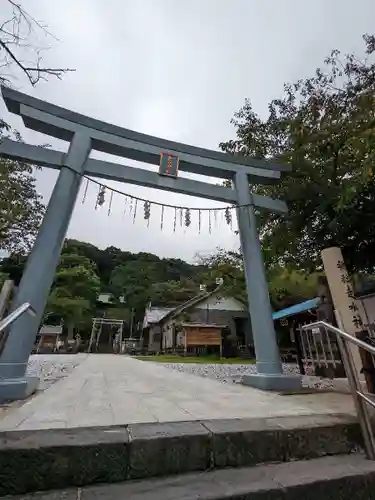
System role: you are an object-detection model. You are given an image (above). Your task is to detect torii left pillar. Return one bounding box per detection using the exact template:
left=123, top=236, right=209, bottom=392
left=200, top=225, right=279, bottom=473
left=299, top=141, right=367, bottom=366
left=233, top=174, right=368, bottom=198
left=0, top=133, right=91, bottom=402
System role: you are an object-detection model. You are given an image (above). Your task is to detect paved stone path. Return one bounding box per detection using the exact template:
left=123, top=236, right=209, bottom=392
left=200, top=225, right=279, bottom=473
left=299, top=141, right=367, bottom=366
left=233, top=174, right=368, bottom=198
left=0, top=353, right=88, bottom=421
left=0, top=355, right=355, bottom=430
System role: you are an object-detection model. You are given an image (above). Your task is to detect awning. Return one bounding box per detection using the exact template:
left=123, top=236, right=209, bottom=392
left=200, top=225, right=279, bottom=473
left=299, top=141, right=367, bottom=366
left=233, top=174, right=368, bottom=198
left=272, top=297, right=320, bottom=321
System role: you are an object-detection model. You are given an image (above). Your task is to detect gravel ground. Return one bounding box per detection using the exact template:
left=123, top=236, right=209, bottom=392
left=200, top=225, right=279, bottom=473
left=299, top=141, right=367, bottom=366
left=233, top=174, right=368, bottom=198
left=162, top=362, right=335, bottom=390
left=24, top=356, right=331, bottom=390
left=23, top=356, right=334, bottom=391
left=25, top=353, right=87, bottom=390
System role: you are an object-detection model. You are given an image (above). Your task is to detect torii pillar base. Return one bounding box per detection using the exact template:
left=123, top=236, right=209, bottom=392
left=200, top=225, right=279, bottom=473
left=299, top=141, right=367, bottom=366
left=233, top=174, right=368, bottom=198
left=0, top=376, right=39, bottom=404
left=242, top=372, right=302, bottom=391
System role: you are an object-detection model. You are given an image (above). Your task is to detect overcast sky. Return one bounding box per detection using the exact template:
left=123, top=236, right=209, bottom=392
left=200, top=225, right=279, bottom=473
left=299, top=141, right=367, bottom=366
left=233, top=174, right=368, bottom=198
left=1, top=0, right=374, bottom=262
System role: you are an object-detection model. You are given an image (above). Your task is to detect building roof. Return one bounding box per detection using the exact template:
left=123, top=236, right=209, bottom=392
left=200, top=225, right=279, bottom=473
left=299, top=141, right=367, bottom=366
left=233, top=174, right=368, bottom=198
left=180, top=323, right=227, bottom=328
left=167, top=286, right=222, bottom=319
left=143, top=307, right=175, bottom=327
left=272, top=297, right=320, bottom=321
left=39, top=325, right=63, bottom=336
left=143, top=285, right=227, bottom=328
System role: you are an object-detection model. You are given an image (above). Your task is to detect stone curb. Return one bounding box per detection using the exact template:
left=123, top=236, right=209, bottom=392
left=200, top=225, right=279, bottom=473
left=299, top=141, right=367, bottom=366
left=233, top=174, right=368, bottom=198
left=0, top=413, right=363, bottom=496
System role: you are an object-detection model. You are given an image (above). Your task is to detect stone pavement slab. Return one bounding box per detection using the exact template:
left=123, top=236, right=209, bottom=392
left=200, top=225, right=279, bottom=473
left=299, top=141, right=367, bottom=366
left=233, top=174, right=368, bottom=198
left=0, top=355, right=355, bottom=431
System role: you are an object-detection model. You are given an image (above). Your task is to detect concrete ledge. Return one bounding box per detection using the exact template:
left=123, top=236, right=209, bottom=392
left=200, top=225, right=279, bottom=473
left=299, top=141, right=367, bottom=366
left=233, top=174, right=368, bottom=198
left=0, top=414, right=364, bottom=496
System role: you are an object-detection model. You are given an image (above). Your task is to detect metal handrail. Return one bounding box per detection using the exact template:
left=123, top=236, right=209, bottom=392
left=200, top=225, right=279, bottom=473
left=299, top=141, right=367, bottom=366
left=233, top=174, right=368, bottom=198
left=303, top=321, right=375, bottom=357
left=302, top=320, right=375, bottom=460
left=0, top=302, right=36, bottom=334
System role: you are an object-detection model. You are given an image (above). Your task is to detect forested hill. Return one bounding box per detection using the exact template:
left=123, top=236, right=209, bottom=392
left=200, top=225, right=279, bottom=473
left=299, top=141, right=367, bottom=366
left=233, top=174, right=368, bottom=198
left=64, top=240, right=204, bottom=289
left=0, top=239, right=209, bottom=314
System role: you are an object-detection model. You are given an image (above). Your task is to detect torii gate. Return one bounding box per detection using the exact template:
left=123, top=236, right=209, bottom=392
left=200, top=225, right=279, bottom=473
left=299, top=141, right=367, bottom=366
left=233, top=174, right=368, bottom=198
left=0, top=86, right=301, bottom=401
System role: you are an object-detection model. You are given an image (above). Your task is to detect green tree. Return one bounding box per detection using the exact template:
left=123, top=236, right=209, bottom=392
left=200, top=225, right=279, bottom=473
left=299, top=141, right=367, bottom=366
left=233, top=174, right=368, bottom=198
left=109, top=260, right=155, bottom=313
left=0, top=253, right=27, bottom=284
left=45, top=253, right=100, bottom=339
left=198, top=248, right=320, bottom=310
left=220, top=34, right=375, bottom=273
left=196, top=249, right=247, bottom=302
left=1, top=239, right=209, bottom=322
left=0, top=155, right=45, bottom=253
left=109, top=253, right=204, bottom=315
left=148, top=279, right=199, bottom=307
left=268, top=267, right=320, bottom=309
left=63, top=239, right=201, bottom=289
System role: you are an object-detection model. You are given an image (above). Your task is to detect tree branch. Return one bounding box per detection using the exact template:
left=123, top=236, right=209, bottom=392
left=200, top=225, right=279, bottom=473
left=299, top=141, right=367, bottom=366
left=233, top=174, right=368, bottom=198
left=0, top=38, right=73, bottom=85
left=0, top=0, right=74, bottom=86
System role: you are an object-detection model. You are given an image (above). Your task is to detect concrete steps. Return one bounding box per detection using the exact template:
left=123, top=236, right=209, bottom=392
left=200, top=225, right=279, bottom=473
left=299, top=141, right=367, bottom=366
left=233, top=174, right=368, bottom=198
left=10, top=454, right=375, bottom=500
left=0, top=413, right=369, bottom=497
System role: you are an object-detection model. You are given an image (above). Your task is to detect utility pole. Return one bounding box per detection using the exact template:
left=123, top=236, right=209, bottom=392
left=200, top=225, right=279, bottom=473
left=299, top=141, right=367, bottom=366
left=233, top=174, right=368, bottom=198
left=130, top=308, right=134, bottom=338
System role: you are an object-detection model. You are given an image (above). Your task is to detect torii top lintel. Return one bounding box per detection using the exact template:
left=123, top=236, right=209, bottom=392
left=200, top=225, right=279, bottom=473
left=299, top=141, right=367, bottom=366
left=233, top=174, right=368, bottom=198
left=1, top=86, right=290, bottom=183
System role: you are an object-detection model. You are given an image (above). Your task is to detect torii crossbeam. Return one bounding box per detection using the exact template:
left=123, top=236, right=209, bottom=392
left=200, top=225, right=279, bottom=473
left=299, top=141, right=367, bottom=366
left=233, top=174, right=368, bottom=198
left=0, top=86, right=301, bottom=401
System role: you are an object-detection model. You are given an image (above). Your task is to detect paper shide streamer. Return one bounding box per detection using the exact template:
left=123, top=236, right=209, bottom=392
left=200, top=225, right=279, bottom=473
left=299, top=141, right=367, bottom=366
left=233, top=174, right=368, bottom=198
left=87, top=176, right=238, bottom=234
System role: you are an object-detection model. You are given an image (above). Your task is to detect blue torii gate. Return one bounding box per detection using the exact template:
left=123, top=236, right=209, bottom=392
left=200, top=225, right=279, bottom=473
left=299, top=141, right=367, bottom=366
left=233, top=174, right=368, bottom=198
left=0, top=86, right=301, bottom=401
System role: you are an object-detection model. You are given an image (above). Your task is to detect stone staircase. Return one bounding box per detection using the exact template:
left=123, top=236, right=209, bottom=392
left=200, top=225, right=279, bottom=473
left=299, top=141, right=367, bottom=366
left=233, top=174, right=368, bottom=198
left=1, top=413, right=375, bottom=499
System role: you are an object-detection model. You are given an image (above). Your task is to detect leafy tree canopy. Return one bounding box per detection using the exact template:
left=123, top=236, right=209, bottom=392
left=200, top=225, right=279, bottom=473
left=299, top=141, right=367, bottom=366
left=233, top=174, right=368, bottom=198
left=268, top=267, right=321, bottom=309
left=109, top=252, right=203, bottom=316
left=45, top=252, right=100, bottom=337
left=220, top=34, right=375, bottom=273
left=148, top=279, right=199, bottom=307
left=196, top=249, right=246, bottom=302
left=0, top=155, right=44, bottom=253
left=197, top=249, right=320, bottom=310
left=1, top=239, right=207, bottom=319
left=1, top=235, right=323, bottom=318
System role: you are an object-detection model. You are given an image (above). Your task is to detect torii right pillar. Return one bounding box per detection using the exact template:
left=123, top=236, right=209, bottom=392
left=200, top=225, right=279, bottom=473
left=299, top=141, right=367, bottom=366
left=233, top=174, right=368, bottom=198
left=234, top=171, right=301, bottom=390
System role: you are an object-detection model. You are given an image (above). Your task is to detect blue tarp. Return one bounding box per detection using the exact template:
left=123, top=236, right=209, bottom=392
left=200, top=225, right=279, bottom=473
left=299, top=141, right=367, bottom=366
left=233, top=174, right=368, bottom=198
left=272, top=297, right=320, bottom=321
